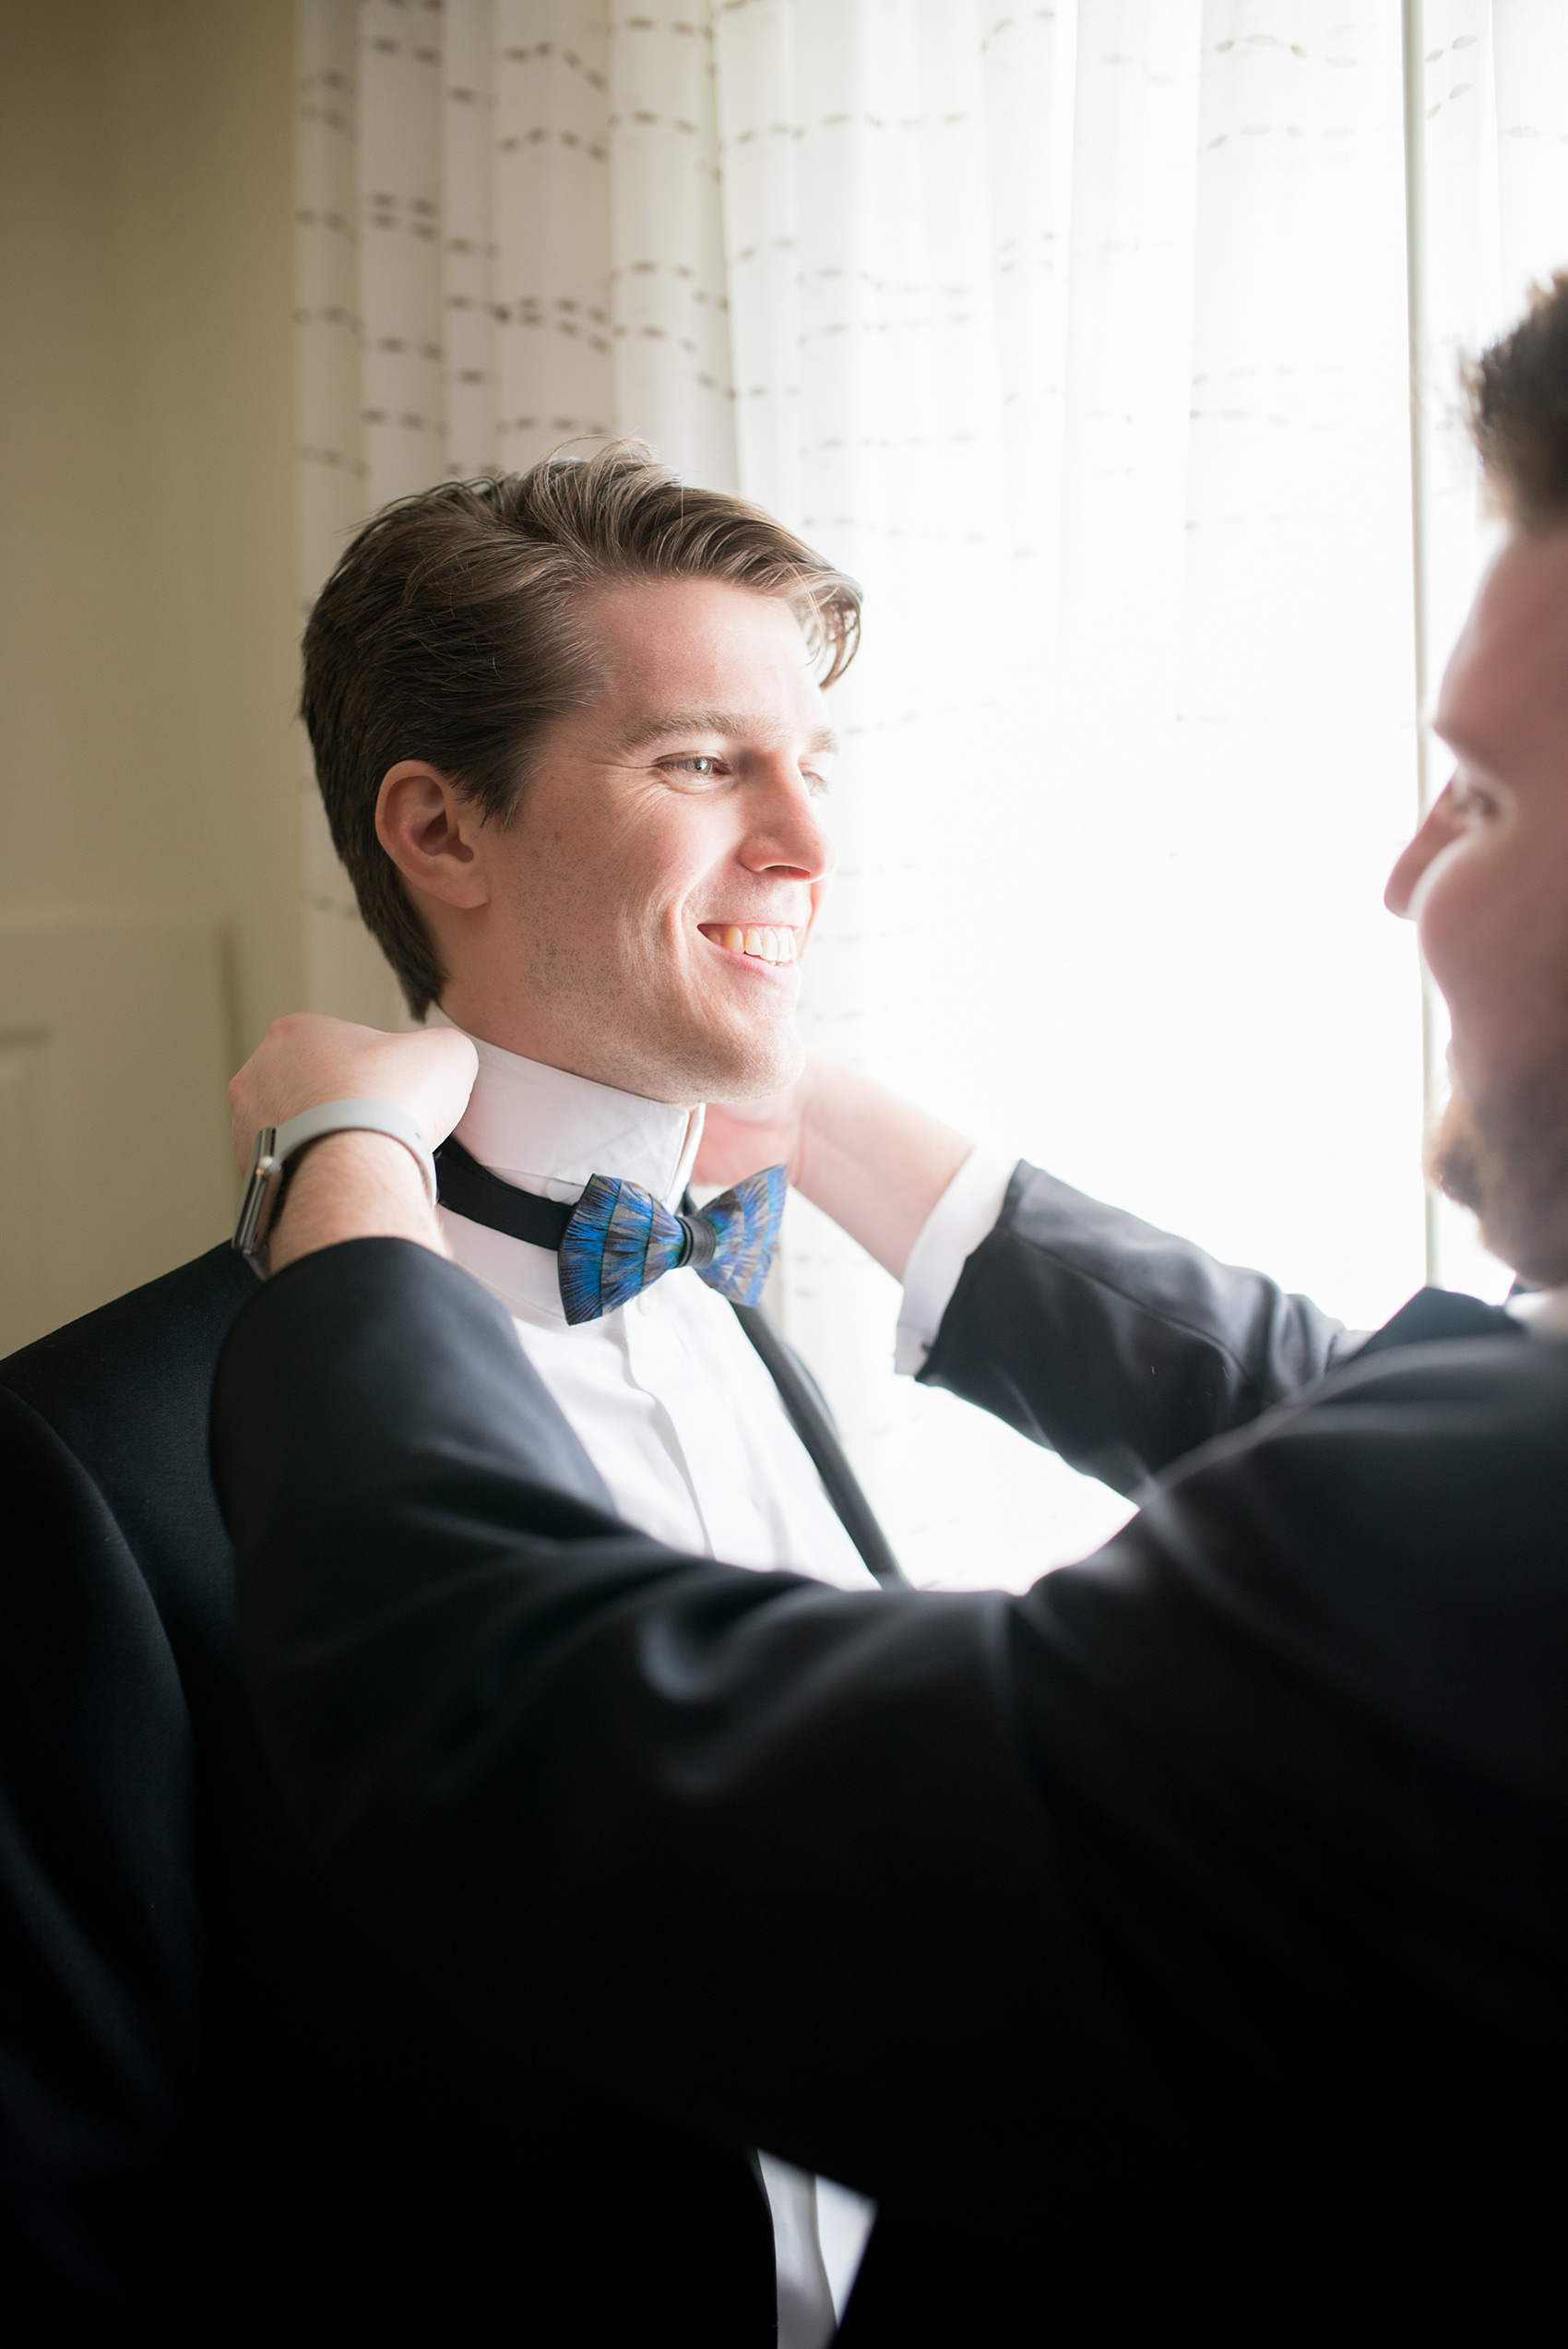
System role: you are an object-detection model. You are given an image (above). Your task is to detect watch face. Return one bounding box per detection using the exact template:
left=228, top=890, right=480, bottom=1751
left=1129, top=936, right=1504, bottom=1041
left=233, top=1129, right=283, bottom=1261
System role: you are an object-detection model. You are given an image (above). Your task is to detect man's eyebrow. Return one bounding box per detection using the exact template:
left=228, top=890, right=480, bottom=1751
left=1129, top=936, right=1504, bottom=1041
left=612, top=709, right=839, bottom=757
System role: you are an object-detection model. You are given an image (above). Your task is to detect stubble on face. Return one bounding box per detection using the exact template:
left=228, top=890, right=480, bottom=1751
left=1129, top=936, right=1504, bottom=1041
left=1429, top=1065, right=1568, bottom=1288
left=514, top=837, right=809, bottom=1108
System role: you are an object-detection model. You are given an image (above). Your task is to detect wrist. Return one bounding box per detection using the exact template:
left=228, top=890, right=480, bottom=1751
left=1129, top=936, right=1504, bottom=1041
left=786, top=1055, right=973, bottom=1281
left=267, top=1131, right=448, bottom=1274
left=798, top=1052, right=845, bottom=1202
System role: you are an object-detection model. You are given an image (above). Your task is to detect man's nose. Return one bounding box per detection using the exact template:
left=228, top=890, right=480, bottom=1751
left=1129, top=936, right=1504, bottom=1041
left=1384, top=778, right=1463, bottom=918
left=744, top=765, right=834, bottom=879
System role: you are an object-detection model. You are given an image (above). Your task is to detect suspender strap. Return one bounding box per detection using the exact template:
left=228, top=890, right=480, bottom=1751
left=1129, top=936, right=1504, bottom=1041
left=730, top=1302, right=909, bottom=1590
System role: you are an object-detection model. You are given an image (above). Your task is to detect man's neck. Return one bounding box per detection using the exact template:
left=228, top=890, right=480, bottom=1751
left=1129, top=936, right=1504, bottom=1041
left=429, top=1000, right=699, bottom=1115
left=432, top=1011, right=705, bottom=1210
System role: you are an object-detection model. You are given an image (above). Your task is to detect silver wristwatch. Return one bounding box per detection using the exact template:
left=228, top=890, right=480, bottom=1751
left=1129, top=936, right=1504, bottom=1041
left=232, top=1097, right=440, bottom=1273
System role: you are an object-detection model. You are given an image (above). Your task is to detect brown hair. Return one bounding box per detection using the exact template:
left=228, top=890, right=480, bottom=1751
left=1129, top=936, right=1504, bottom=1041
left=1467, top=271, right=1568, bottom=532
left=302, top=442, right=861, bottom=1017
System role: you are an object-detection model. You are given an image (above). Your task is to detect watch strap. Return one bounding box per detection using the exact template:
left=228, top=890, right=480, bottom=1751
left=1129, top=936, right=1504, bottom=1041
left=233, top=1097, right=439, bottom=1270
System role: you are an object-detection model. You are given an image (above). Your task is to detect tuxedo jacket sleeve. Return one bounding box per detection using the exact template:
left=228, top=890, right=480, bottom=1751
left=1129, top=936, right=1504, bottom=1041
left=215, top=1234, right=1568, bottom=2301
left=1, top=1246, right=787, bottom=2343
left=918, top=1161, right=1354, bottom=1491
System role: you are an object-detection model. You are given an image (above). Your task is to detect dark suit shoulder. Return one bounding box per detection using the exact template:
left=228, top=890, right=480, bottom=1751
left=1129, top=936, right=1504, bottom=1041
left=0, top=1245, right=251, bottom=1639
left=1323, top=1317, right=1562, bottom=1401
left=0, top=1244, right=254, bottom=1436
left=1123, top=1325, right=1568, bottom=1806
left=0, top=1244, right=253, bottom=1472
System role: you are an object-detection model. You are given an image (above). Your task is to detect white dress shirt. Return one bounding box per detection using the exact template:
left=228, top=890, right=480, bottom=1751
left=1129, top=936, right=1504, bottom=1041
left=433, top=1020, right=875, bottom=2348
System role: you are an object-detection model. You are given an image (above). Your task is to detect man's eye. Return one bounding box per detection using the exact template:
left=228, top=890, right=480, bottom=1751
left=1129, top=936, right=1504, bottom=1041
left=669, top=756, right=722, bottom=779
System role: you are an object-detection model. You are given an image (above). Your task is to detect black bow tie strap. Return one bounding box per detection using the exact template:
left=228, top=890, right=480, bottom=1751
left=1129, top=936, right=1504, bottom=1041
left=434, top=1139, right=574, bottom=1251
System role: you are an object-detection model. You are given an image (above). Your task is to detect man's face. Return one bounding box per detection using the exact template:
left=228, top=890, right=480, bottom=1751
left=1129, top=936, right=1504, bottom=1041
left=439, top=578, right=836, bottom=1104
left=1385, top=524, right=1568, bottom=1284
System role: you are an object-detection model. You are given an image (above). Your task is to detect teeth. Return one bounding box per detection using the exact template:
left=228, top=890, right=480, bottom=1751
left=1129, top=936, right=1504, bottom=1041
left=702, top=923, right=798, bottom=963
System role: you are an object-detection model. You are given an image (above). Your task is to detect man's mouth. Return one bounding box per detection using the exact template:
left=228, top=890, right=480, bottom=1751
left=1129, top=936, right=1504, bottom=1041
left=696, top=923, right=798, bottom=968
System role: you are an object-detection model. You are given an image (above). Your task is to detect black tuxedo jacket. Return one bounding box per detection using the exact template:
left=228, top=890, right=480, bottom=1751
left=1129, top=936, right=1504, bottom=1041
left=214, top=1164, right=1568, bottom=2338
left=0, top=1245, right=785, bottom=2336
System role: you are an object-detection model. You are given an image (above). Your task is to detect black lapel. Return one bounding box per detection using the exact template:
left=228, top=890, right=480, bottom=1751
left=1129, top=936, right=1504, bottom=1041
left=1354, top=1284, right=1525, bottom=1363
left=730, top=1303, right=908, bottom=1589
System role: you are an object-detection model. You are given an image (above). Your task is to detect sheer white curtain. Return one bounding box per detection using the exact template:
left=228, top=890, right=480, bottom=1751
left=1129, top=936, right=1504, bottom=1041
left=295, top=0, right=740, bottom=1020
left=293, top=1, right=1568, bottom=1589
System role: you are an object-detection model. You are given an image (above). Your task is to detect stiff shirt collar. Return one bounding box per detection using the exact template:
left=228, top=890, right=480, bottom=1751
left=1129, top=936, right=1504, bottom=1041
left=1506, top=1282, right=1568, bottom=1341
left=428, top=1006, right=704, bottom=1212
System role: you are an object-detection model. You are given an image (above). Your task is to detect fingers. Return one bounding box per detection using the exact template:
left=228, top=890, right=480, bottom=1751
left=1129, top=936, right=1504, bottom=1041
left=415, top=1028, right=481, bottom=1144
left=228, top=1016, right=480, bottom=1156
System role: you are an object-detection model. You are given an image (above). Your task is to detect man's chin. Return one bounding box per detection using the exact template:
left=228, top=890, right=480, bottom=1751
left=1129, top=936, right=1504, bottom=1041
left=714, top=1026, right=805, bottom=1103
left=628, top=1008, right=803, bottom=1110
left=688, top=1029, right=804, bottom=1106
left=1429, top=1079, right=1568, bottom=1288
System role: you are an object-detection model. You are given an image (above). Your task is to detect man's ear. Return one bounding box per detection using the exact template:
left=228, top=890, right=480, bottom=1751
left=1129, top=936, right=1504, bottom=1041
left=375, top=762, right=492, bottom=911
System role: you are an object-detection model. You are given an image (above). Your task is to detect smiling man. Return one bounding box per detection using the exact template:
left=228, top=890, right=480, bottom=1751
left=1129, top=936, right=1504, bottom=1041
left=301, top=455, right=906, bottom=1625
left=0, top=448, right=899, bottom=2340
left=205, top=288, right=1568, bottom=2337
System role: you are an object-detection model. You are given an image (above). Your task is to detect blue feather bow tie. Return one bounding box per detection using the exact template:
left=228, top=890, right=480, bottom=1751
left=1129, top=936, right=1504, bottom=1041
left=434, top=1137, right=785, bottom=1325
left=557, top=1163, right=786, bottom=1325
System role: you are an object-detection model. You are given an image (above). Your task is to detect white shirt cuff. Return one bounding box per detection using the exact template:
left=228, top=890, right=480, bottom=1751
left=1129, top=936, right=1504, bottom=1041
left=895, top=1149, right=1017, bottom=1376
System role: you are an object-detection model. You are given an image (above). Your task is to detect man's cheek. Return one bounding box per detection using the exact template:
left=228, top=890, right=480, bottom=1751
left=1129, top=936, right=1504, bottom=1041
left=1415, top=841, right=1497, bottom=1012
left=1432, top=911, right=1545, bottom=1105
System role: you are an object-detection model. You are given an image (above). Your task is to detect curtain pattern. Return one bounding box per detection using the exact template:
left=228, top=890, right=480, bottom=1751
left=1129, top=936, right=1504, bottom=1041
left=294, top=1, right=1568, bottom=1588
left=295, top=0, right=739, bottom=1022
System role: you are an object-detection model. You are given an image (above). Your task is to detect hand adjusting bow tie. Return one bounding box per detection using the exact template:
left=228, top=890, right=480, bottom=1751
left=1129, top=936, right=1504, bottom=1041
left=434, top=1136, right=786, bottom=1326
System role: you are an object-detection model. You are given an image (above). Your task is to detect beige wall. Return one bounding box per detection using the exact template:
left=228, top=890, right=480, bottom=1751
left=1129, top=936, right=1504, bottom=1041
left=0, top=0, right=302, bottom=1346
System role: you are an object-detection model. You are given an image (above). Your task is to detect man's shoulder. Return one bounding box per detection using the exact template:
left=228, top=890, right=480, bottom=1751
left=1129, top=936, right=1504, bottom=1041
left=1318, top=1314, right=1568, bottom=1418
left=1190, top=1318, right=1568, bottom=1548
left=1141, top=1324, right=1568, bottom=1787
left=1302, top=1321, right=1568, bottom=1581
left=0, top=1243, right=254, bottom=1490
